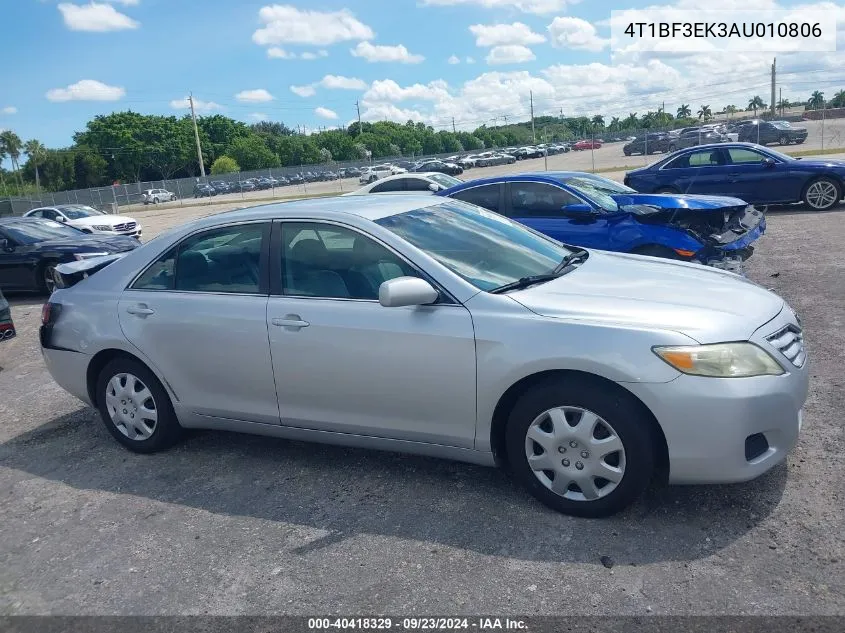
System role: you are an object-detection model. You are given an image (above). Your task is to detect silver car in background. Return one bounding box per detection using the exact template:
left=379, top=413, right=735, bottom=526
left=40, top=196, right=808, bottom=517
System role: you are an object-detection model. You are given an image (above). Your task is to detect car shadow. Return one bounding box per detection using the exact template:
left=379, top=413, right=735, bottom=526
left=0, top=408, right=787, bottom=565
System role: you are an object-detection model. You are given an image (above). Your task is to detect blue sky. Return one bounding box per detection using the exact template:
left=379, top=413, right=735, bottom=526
left=2, top=0, right=844, bottom=149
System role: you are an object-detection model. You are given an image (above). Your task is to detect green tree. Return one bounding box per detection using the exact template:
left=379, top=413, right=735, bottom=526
left=807, top=90, right=825, bottom=110
left=210, top=155, right=240, bottom=175
left=591, top=115, right=605, bottom=128
left=724, top=105, right=738, bottom=116
left=0, top=130, right=24, bottom=191
left=225, top=135, right=280, bottom=170
left=830, top=90, right=845, bottom=108
left=677, top=104, right=691, bottom=118
left=23, top=139, right=47, bottom=195
left=747, top=96, right=765, bottom=115
left=697, top=105, right=713, bottom=121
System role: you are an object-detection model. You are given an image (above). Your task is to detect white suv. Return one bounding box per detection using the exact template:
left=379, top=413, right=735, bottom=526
left=359, top=166, right=394, bottom=184
left=142, top=189, right=177, bottom=204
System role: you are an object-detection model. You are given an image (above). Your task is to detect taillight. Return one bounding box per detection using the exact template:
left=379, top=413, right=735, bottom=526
left=42, top=302, right=62, bottom=325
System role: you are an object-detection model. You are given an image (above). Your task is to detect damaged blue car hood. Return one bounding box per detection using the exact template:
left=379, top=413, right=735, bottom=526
left=610, top=192, right=747, bottom=210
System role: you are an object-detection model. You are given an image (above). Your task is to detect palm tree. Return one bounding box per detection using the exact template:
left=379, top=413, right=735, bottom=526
left=591, top=115, right=605, bottom=129
left=609, top=116, right=620, bottom=131
left=776, top=97, right=790, bottom=114
left=747, top=96, right=765, bottom=115
left=24, top=139, right=47, bottom=198
left=0, top=130, right=24, bottom=193
left=697, top=105, right=712, bottom=121
left=807, top=90, right=825, bottom=110
left=724, top=105, right=738, bottom=117
left=831, top=89, right=845, bottom=108
left=624, top=112, right=638, bottom=128
left=677, top=104, right=691, bottom=118
left=0, top=143, right=8, bottom=197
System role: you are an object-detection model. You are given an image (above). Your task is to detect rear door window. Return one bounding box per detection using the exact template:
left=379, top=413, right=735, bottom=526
left=370, top=179, right=405, bottom=193
left=509, top=182, right=580, bottom=218
left=451, top=184, right=501, bottom=212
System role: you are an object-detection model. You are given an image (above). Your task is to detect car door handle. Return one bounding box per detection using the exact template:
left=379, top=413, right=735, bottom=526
left=271, top=316, right=310, bottom=329
left=126, top=305, right=155, bottom=316
left=727, top=173, right=741, bottom=182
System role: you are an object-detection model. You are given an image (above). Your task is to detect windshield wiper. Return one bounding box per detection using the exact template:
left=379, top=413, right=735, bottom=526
left=489, top=274, right=562, bottom=294
left=553, top=248, right=589, bottom=273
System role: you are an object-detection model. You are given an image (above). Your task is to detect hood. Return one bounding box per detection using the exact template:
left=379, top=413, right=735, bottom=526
left=508, top=250, right=784, bottom=343
left=790, top=158, right=845, bottom=169
left=36, top=234, right=140, bottom=252
left=611, top=192, right=747, bottom=210
left=69, top=214, right=136, bottom=227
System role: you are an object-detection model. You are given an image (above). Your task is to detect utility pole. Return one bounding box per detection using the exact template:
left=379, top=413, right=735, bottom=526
left=356, top=101, right=362, bottom=137
left=770, top=57, right=776, bottom=118
left=779, top=87, right=783, bottom=116
left=189, top=93, right=206, bottom=178
left=452, top=117, right=456, bottom=133
left=530, top=90, right=536, bottom=143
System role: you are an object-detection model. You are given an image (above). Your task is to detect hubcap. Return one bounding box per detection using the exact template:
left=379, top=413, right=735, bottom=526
left=524, top=406, right=626, bottom=502
left=806, top=181, right=838, bottom=209
left=44, top=266, right=56, bottom=294
left=105, top=373, right=158, bottom=440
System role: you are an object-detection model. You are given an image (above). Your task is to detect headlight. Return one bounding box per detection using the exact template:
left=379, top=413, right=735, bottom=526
left=91, top=225, right=111, bottom=231
left=73, top=252, right=111, bottom=261
left=653, top=342, right=784, bottom=377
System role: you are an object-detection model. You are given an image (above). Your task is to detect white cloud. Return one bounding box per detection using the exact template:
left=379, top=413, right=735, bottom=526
left=58, top=2, right=139, bottom=32
left=268, top=47, right=329, bottom=59
left=315, top=106, right=339, bottom=119
left=470, top=22, right=546, bottom=47
left=548, top=17, right=608, bottom=52
left=1, top=106, right=16, bottom=115
left=421, top=0, right=578, bottom=14
left=360, top=102, right=427, bottom=123
left=170, top=96, right=223, bottom=112
left=364, top=79, right=451, bottom=102
left=46, top=79, right=125, bottom=102
left=350, top=41, right=425, bottom=63
left=235, top=88, right=275, bottom=102
left=486, top=45, right=536, bottom=64
left=110, top=0, right=140, bottom=4
left=249, top=113, right=269, bottom=121
left=253, top=5, right=373, bottom=46
left=466, top=56, right=476, bottom=63
left=319, top=75, right=368, bottom=90
left=448, top=55, right=461, bottom=64
left=290, top=85, right=316, bottom=97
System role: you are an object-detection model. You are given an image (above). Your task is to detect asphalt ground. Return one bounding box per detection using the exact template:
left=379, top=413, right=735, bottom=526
left=0, top=153, right=843, bottom=615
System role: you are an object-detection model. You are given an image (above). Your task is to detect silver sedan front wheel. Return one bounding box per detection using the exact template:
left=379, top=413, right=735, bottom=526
left=804, top=178, right=840, bottom=210
left=524, top=406, right=626, bottom=501
left=105, top=373, right=158, bottom=440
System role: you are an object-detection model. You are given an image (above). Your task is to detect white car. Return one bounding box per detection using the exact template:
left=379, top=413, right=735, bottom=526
left=23, top=205, right=142, bottom=238
left=141, top=189, right=177, bottom=204
left=358, top=164, right=408, bottom=185
left=347, top=172, right=462, bottom=195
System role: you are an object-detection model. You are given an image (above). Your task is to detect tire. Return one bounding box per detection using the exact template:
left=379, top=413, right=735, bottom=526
left=95, top=356, right=183, bottom=453
left=803, top=177, right=841, bottom=211
left=623, top=149, right=631, bottom=156
left=779, top=135, right=789, bottom=146
left=153, top=197, right=159, bottom=204
left=505, top=376, right=655, bottom=517
left=668, top=145, right=677, bottom=152
left=36, top=260, right=59, bottom=295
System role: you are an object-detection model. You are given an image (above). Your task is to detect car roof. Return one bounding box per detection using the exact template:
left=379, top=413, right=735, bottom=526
left=210, top=194, right=443, bottom=224
left=0, top=216, right=55, bottom=226
left=438, top=171, right=600, bottom=193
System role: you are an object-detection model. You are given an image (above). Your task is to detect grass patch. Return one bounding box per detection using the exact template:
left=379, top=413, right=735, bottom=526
left=785, top=147, right=845, bottom=158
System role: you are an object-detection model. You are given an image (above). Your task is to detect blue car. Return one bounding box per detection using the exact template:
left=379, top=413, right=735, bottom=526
left=437, top=172, right=765, bottom=272
left=624, top=142, right=845, bottom=211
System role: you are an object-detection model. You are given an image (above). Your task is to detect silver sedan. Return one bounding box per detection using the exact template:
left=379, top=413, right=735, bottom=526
left=40, top=195, right=808, bottom=517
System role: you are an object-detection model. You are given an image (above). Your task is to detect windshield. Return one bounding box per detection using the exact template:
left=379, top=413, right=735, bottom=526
left=375, top=200, right=571, bottom=291
left=559, top=175, right=635, bottom=212
left=429, top=173, right=462, bottom=188
left=60, top=205, right=104, bottom=219
left=771, top=121, right=793, bottom=129
left=2, top=220, right=84, bottom=244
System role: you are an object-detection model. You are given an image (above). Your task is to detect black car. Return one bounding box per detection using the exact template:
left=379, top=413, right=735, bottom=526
left=0, top=288, right=15, bottom=342
left=289, top=174, right=304, bottom=185
left=0, top=217, right=140, bottom=293
left=413, top=160, right=464, bottom=176
left=738, top=120, right=808, bottom=145
left=211, top=181, right=232, bottom=194
left=671, top=129, right=727, bottom=150
left=229, top=181, right=256, bottom=192
left=623, top=133, right=673, bottom=156
left=512, top=147, right=544, bottom=160
left=193, top=183, right=217, bottom=198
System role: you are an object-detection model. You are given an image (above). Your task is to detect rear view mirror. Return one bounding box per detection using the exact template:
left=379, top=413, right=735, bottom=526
left=561, top=203, right=593, bottom=216
left=379, top=277, right=439, bottom=307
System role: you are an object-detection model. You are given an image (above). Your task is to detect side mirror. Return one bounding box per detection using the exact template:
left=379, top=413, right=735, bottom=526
left=379, top=276, right=439, bottom=308
left=428, top=183, right=440, bottom=192
left=561, top=203, right=594, bottom=216
left=0, top=238, right=10, bottom=251
left=761, top=157, right=776, bottom=168
left=56, top=216, right=67, bottom=222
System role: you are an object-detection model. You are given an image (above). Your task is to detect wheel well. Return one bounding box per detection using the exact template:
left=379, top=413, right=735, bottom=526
left=489, top=369, right=669, bottom=481
left=801, top=173, right=844, bottom=199
left=86, top=349, right=145, bottom=406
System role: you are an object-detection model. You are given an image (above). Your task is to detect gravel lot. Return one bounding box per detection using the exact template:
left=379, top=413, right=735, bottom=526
left=0, top=163, right=843, bottom=615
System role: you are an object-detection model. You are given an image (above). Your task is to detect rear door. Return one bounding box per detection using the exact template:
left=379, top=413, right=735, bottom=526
left=504, top=181, right=612, bottom=248
left=0, top=227, right=35, bottom=290
left=658, top=148, right=734, bottom=195
left=118, top=221, right=280, bottom=425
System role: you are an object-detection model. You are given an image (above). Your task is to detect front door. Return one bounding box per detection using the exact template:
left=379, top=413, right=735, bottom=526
left=266, top=221, right=477, bottom=448
left=721, top=146, right=798, bottom=203
left=118, top=221, right=280, bottom=425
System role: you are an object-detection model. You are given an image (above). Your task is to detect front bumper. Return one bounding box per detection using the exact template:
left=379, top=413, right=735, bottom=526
left=623, top=309, right=808, bottom=484
left=697, top=211, right=767, bottom=274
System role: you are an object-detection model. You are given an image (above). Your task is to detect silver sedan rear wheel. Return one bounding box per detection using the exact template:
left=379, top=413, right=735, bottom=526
left=105, top=372, right=158, bottom=440
left=524, top=406, right=626, bottom=501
